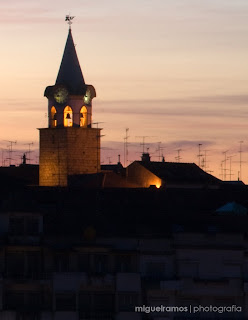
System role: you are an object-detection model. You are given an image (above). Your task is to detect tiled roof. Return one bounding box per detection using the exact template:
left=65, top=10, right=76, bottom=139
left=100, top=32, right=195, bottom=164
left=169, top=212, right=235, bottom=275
left=56, top=29, right=86, bottom=95
left=136, top=161, right=221, bottom=184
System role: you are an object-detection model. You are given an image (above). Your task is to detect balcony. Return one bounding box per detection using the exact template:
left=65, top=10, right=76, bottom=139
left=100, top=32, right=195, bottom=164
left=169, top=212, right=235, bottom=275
left=7, top=235, right=41, bottom=245
left=3, top=271, right=51, bottom=281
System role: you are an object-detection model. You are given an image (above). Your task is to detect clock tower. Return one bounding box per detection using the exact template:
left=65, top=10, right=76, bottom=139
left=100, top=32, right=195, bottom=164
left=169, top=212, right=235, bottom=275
left=39, top=24, right=101, bottom=186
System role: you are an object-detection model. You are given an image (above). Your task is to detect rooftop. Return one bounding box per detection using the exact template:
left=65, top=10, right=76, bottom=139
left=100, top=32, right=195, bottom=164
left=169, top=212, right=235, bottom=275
left=134, top=161, right=221, bottom=184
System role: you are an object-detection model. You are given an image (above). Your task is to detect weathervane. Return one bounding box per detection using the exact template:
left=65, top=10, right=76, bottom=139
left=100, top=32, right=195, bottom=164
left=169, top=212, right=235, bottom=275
left=65, top=15, right=75, bottom=29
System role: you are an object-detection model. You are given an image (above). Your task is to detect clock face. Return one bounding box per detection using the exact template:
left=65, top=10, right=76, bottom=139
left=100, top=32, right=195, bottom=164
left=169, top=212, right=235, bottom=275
left=54, top=87, right=69, bottom=104
left=84, top=89, right=91, bottom=104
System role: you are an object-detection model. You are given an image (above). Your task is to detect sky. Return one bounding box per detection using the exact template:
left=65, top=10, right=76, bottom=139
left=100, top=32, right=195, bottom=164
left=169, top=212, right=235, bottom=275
left=1, top=0, right=248, bottom=181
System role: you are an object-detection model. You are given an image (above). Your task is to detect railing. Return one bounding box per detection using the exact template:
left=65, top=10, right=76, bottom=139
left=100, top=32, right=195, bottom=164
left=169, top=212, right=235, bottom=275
left=7, top=235, right=41, bottom=245
left=3, top=271, right=52, bottom=280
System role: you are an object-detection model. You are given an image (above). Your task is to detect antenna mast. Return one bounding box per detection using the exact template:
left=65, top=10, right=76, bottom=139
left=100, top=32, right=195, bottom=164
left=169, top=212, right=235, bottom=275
left=202, top=149, right=211, bottom=172
left=175, top=149, right=182, bottom=163
left=5, top=140, right=17, bottom=166
left=222, top=150, right=228, bottom=181
left=239, top=141, right=243, bottom=180
left=24, top=142, right=33, bottom=164
left=198, top=143, right=203, bottom=168
left=107, top=157, right=112, bottom=164
left=227, top=155, right=235, bottom=181
left=136, top=136, right=151, bottom=154
left=124, top=128, right=129, bottom=167
left=156, top=142, right=164, bottom=162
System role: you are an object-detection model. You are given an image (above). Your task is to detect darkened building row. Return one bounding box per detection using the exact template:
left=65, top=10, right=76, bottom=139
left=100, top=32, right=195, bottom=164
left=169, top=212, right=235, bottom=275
left=0, top=186, right=246, bottom=319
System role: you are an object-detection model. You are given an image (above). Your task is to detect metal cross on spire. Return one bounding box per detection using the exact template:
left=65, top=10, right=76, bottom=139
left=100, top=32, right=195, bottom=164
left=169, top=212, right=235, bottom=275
left=65, top=15, right=75, bottom=29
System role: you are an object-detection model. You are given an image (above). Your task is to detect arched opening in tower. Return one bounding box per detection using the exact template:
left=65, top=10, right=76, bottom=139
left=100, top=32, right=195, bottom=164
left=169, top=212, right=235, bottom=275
left=50, top=106, right=57, bottom=128
left=64, top=106, right=73, bottom=127
left=80, top=106, right=87, bottom=128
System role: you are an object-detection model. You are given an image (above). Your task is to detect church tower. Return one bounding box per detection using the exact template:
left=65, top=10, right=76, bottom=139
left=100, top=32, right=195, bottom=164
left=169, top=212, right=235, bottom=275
left=39, top=22, right=100, bottom=186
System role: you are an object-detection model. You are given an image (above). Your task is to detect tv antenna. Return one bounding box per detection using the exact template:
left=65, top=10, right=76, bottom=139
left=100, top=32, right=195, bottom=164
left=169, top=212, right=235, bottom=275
left=202, top=149, right=211, bottom=172
left=156, top=142, right=164, bottom=162
left=175, top=149, right=182, bottom=163
left=197, top=143, right=203, bottom=168
left=92, top=122, right=104, bottom=129
left=4, top=140, right=17, bottom=166
left=24, top=142, right=33, bottom=164
left=227, top=155, right=236, bottom=181
left=220, top=160, right=224, bottom=180
left=238, top=141, right=244, bottom=180
left=124, top=128, right=130, bottom=167
left=107, top=157, right=112, bottom=164
left=136, top=136, right=155, bottom=154
left=222, top=150, right=228, bottom=181
left=136, top=136, right=149, bottom=154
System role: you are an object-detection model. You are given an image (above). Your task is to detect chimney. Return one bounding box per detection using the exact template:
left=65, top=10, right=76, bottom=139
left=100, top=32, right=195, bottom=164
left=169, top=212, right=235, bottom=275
left=141, top=152, right=151, bottom=162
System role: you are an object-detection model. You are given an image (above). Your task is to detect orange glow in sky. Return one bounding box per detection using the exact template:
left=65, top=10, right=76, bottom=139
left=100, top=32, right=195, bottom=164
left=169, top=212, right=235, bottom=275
left=1, top=1, right=248, bottom=182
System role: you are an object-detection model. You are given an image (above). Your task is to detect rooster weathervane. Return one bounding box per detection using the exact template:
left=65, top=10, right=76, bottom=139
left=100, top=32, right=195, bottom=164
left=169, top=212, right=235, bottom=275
left=65, top=15, right=75, bottom=29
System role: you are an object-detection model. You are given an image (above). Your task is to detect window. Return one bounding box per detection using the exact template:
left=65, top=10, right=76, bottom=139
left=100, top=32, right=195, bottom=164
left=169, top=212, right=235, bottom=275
left=56, top=293, right=76, bottom=311
left=118, top=293, right=138, bottom=311
left=27, top=252, right=41, bottom=275
left=4, top=291, right=41, bottom=310
left=178, top=261, right=199, bottom=278
left=78, top=292, right=91, bottom=311
left=9, top=217, right=25, bottom=235
left=93, top=293, right=114, bottom=311
left=9, top=216, right=39, bottom=235
left=26, top=218, right=39, bottom=235
left=80, top=106, right=87, bottom=127
left=93, top=254, right=108, bottom=273
left=78, top=253, right=90, bottom=272
left=6, top=251, right=41, bottom=278
left=146, top=261, right=166, bottom=279
left=54, top=253, right=69, bottom=272
left=6, top=252, right=25, bottom=277
left=78, top=292, right=114, bottom=313
left=50, top=106, right=57, bottom=128
left=63, top=106, right=73, bottom=127
left=5, top=291, right=24, bottom=309
left=116, top=254, right=136, bottom=272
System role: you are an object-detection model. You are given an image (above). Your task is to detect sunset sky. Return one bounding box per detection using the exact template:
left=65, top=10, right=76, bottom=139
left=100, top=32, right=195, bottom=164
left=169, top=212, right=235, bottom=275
left=1, top=0, right=248, bottom=182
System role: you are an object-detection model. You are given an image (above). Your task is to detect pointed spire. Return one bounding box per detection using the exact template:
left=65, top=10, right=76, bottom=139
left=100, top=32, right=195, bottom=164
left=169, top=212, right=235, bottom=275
left=56, top=28, right=86, bottom=95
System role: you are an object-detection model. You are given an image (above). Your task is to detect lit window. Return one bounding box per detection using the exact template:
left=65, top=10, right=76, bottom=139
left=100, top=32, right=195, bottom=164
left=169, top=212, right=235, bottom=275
left=64, top=106, right=73, bottom=127
left=80, top=106, right=87, bottom=127
left=50, top=106, right=57, bottom=128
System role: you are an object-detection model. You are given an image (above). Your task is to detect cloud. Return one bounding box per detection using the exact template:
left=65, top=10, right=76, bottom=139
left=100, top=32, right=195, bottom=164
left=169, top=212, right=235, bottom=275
left=0, top=99, right=44, bottom=112
left=161, top=140, right=215, bottom=150
left=0, top=5, right=52, bottom=24
left=101, top=139, right=216, bottom=160
left=95, top=94, right=248, bottom=118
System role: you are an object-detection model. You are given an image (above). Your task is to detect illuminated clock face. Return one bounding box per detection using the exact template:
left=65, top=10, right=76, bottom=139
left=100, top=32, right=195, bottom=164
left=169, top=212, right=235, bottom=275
left=54, top=87, right=69, bottom=104
left=84, top=89, right=91, bottom=104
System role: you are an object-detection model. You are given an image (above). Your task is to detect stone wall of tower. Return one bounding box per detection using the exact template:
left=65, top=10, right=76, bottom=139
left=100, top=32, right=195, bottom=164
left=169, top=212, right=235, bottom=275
left=39, top=127, right=101, bottom=186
